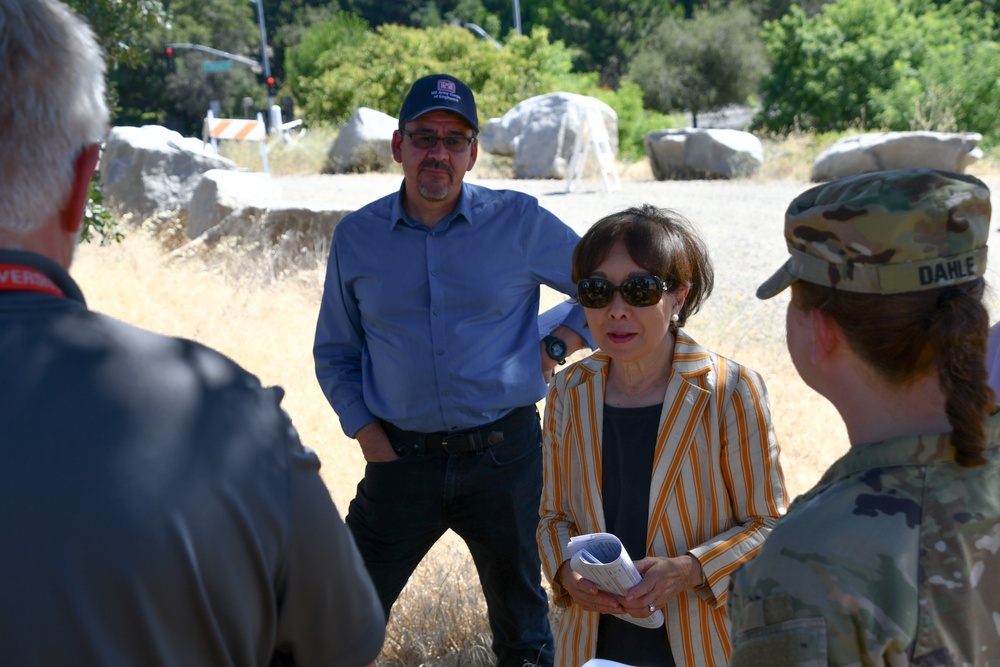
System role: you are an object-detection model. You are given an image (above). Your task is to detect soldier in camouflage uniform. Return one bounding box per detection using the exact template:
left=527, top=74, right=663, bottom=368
left=728, top=169, right=1000, bottom=666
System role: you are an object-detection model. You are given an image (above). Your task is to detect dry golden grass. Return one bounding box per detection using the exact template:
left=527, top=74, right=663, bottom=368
left=79, top=125, right=999, bottom=664
left=70, top=207, right=846, bottom=666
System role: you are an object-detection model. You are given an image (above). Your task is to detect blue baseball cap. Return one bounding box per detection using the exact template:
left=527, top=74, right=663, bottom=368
left=399, top=73, right=479, bottom=133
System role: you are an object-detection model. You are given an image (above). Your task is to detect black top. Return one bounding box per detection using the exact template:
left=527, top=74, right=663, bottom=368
left=596, top=403, right=676, bottom=667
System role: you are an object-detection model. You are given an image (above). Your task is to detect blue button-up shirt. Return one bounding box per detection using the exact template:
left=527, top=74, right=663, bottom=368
left=314, top=181, right=586, bottom=436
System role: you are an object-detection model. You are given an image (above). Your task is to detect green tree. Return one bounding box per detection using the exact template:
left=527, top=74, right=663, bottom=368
left=755, top=0, right=918, bottom=132
left=288, top=22, right=574, bottom=124
left=443, top=0, right=502, bottom=40
left=518, top=0, right=820, bottom=87
left=746, top=0, right=835, bottom=21
left=261, top=0, right=341, bottom=79
left=627, top=5, right=768, bottom=127
left=342, top=0, right=425, bottom=26
left=756, top=0, right=1000, bottom=138
left=288, top=17, right=680, bottom=161
left=161, top=0, right=264, bottom=134
left=109, top=24, right=174, bottom=129
left=110, top=0, right=271, bottom=135
left=869, top=2, right=1000, bottom=137
left=285, top=11, right=371, bottom=116
left=70, top=0, right=165, bottom=245
left=272, top=2, right=344, bottom=71
left=529, top=0, right=669, bottom=88
left=70, top=0, right=165, bottom=71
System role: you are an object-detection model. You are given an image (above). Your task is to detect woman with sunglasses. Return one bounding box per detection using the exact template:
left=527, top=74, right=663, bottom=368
left=537, top=205, right=787, bottom=667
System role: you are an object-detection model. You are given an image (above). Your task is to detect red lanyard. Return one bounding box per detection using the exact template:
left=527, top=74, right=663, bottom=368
left=0, top=264, right=65, bottom=297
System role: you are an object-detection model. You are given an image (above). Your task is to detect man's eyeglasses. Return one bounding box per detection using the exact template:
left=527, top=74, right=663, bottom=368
left=576, top=276, right=673, bottom=309
left=400, top=129, right=475, bottom=152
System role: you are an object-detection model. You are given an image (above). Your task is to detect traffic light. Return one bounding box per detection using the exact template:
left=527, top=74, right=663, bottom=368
left=164, top=46, right=175, bottom=73
left=266, top=75, right=277, bottom=97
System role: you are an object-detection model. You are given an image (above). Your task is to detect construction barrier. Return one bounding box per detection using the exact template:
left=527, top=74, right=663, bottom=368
left=203, top=110, right=269, bottom=172
left=207, top=116, right=266, bottom=141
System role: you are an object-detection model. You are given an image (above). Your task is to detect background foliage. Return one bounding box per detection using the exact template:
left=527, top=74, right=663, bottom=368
left=755, top=0, right=1000, bottom=142
left=287, top=22, right=576, bottom=125
left=285, top=19, right=676, bottom=160
left=68, top=0, right=164, bottom=245
left=84, top=0, right=1000, bottom=173
left=627, top=5, right=769, bottom=127
left=113, top=0, right=273, bottom=135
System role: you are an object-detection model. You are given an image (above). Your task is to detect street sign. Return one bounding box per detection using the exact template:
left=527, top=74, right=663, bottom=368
left=202, top=60, right=233, bottom=72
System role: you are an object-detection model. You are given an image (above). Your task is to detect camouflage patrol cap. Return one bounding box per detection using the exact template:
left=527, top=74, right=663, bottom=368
left=757, top=169, right=991, bottom=299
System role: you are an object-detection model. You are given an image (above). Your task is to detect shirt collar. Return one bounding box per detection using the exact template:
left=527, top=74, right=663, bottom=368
left=816, top=409, right=1000, bottom=487
left=389, top=181, right=474, bottom=232
left=584, top=330, right=714, bottom=381
left=672, top=330, right=713, bottom=379
left=0, top=249, right=86, bottom=305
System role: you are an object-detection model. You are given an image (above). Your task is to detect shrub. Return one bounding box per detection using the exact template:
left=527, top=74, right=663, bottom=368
left=626, top=6, right=769, bottom=128
left=287, top=22, right=575, bottom=126
left=756, top=0, right=1000, bottom=141
left=870, top=7, right=1000, bottom=137
left=288, top=20, right=680, bottom=163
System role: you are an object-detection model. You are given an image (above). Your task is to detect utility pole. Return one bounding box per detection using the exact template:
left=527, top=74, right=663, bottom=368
left=250, top=0, right=273, bottom=108
left=512, top=0, right=522, bottom=35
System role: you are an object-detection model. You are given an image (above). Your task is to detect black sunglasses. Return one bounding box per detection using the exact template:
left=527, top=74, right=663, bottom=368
left=576, top=276, right=673, bottom=309
left=400, top=129, right=474, bottom=152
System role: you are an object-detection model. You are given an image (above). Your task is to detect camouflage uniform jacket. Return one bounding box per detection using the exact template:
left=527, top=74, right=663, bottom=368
left=728, top=411, right=1000, bottom=666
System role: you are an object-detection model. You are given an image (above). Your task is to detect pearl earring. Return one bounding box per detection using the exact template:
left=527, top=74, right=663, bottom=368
left=671, top=313, right=679, bottom=322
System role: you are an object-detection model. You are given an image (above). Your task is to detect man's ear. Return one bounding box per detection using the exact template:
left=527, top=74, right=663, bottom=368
left=60, top=143, right=101, bottom=235
left=466, top=137, right=478, bottom=171
left=391, top=130, right=404, bottom=164
left=811, top=307, right=841, bottom=362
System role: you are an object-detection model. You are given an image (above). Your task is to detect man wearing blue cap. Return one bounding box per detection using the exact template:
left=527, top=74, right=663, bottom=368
left=314, top=73, right=589, bottom=666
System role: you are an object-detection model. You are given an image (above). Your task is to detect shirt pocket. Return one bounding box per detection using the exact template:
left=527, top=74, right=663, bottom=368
left=730, top=609, right=827, bottom=667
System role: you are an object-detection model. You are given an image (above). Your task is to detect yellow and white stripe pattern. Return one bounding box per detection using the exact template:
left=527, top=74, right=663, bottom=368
left=538, top=331, right=788, bottom=667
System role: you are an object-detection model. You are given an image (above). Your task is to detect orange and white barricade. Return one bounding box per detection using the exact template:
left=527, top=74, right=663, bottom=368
left=203, top=110, right=269, bottom=173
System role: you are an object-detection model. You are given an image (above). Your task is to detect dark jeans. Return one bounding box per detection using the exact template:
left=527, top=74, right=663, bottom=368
left=346, top=411, right=554, bottom=667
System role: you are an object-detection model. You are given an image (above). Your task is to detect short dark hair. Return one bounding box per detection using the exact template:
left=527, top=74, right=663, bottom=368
left=572, top=204, right=714, bottom=331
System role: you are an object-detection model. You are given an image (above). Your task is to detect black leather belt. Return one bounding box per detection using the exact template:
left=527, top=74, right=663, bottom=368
left=381, top=405, right=537, bottom=454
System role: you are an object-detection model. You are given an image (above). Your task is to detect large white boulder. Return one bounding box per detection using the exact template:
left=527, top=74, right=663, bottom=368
left=644, top=128, right=763, bottom=179
left=811, top=131, right=983, bottom=182
left=186, top=170, right=281, bottom=238
left=100, top=125, right=237, bottom=221
left=479, top=93, right=619, bottom=179
left=325, top=107, right=398, bottom=174
left=184, top=169, right=350, bottom=249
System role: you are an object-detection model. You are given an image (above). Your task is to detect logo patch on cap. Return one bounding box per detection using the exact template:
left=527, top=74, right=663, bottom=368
left=432, top=79, right=461, bottom=104
left=399, top=73, right=479, bottom=131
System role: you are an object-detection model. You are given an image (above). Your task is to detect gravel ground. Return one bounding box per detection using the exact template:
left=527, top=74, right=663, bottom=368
left=274, top=172, right=1000, bottom=349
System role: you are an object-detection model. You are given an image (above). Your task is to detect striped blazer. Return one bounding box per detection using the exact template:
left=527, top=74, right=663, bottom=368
left=538, top=332, right=787, bottom=667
